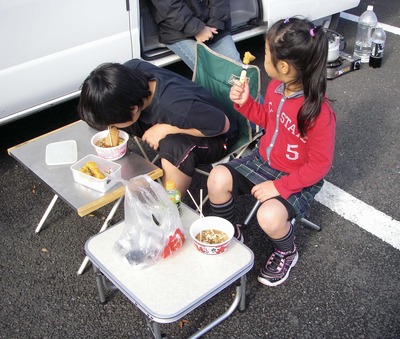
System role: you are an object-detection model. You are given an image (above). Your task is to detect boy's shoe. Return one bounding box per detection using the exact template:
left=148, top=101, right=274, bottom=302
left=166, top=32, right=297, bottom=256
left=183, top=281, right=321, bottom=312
left=233, top=224, right=244, bottom=243
left=257, top=245, right=298, bottom=287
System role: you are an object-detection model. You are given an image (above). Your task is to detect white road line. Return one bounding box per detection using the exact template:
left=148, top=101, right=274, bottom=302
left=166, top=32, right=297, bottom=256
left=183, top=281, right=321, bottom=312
left=316, top=181, right=400, bottom=250
left=341, top=12, right=400, bottom=35
left=327, top=14, right=400, bottom=249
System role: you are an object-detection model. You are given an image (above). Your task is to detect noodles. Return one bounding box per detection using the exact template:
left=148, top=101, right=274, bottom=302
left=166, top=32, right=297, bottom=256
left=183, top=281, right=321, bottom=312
left=195, top=229, right=229, bottom=244
left=95, top=137, right=124, bottom=148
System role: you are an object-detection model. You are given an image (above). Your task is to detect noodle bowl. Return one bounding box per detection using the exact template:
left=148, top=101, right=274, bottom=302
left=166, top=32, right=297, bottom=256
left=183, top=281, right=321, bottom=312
left=190, top=216, right=234, bottom=255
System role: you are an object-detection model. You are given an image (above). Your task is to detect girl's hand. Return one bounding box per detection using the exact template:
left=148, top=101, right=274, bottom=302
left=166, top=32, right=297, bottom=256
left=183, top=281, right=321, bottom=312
left=251, top=180, right=280, bottom=202
left=229, top=79, right=249, bottom=106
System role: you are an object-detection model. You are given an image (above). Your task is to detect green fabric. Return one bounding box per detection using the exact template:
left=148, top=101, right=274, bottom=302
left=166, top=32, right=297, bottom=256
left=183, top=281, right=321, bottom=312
left=193, top=42, right=261, bottom=153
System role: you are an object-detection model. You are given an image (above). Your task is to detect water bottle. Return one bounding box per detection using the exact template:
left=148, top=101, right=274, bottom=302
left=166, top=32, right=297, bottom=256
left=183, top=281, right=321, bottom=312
left=369, top=26, right=386, bottom=68
left=353, top=5, right=378, bottom=63
left=165, top=180, right=181, bottom=214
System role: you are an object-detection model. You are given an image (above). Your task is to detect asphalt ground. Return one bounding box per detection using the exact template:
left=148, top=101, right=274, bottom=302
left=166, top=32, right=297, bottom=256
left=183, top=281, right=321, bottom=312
left=1, top=1, right=399, bottom=338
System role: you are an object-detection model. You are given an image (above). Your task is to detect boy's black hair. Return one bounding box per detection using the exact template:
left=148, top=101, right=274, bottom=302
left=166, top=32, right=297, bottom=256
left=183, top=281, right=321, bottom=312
left=78, top=62, right=152, bottom=130
left=266, top=17, right=329, bottom=137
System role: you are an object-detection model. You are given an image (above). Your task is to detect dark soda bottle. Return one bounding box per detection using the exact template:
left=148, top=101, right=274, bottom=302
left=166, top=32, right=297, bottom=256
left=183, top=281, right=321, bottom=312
left=369, top=26, right=386, bottom=68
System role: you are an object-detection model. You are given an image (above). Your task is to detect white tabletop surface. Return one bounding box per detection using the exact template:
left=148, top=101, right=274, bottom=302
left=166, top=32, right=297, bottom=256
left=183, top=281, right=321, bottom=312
left=85, top=204, right=254, bottom=323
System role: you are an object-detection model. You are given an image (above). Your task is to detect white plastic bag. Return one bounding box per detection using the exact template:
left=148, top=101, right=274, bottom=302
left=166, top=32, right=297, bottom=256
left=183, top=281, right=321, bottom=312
left=114, top=175, right=185, bottom=268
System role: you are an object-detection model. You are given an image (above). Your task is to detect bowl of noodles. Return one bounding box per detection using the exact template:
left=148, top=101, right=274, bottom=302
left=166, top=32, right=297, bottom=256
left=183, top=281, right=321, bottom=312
left=190, top=216, right=234, bottom=255
left=91, top=129, right=129, bottom=161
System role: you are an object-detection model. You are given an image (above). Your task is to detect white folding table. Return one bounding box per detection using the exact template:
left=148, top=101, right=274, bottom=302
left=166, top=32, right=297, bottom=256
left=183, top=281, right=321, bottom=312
left=85, top=204, right=254, bottom=338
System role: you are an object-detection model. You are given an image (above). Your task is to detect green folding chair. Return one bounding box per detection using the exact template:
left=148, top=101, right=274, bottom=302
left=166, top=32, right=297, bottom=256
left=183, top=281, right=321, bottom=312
left=192, top=42, right=263, bottom=203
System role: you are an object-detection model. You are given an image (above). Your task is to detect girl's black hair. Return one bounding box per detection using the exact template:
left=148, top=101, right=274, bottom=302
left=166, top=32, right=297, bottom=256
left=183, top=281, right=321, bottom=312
left=78, top=63, right=152, bottom=130
left=266, top=17, right=329, bottom=137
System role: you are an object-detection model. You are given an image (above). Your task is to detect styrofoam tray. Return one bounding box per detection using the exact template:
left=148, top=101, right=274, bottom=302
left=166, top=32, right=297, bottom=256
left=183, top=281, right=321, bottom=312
left=46, top=140, right=78, bottom=165
left=71, top=154, right=121, bottom=193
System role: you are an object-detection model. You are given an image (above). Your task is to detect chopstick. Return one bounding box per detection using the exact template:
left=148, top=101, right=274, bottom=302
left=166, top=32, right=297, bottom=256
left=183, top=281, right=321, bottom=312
left=186, top=189, right=204, bottom=218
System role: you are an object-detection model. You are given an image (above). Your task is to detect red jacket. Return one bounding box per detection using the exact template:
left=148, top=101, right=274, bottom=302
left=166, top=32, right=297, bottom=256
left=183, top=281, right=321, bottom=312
left=235, top=79, right=336, bottom=199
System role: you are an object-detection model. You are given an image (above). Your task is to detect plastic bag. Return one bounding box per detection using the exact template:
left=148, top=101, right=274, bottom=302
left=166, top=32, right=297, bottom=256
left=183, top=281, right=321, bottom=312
left=114, top=175, right=185, bottom=268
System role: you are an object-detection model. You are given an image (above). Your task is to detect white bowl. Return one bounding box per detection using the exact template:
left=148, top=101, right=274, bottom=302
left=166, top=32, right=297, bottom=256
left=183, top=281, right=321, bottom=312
left=189, top=216, right=234, bottom=255
left=91, top=129, right=129, bottom=160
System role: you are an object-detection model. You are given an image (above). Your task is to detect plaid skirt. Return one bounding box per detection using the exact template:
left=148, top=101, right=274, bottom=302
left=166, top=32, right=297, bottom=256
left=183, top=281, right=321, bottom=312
left=228, top=148, right=324, bottom=217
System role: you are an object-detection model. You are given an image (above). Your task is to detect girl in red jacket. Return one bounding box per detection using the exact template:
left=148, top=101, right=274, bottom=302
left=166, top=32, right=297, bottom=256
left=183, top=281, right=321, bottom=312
left=207, top=17, right=336, bottom=286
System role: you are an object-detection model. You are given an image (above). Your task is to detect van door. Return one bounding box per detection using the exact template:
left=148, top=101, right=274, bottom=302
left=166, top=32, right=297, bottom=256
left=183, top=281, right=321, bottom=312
left=0, top=0, right=138, bottom=124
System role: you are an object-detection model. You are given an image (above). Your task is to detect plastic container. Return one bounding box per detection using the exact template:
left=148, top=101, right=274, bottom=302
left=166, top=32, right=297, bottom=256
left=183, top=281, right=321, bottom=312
left=91, top=129, right=129, bottom=161
left=353, top=5, right=378, bottom=63
left=45, top=140, right=78, bottom=165
left=71, top=154, right=121, bottom=192
left=165, top=180, right=181, bottom=213
left=369, top=26, right=386, bottom=68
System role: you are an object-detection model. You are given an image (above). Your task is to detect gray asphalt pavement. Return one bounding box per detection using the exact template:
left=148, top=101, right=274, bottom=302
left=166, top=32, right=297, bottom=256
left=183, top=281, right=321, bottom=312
left=1, top=1, right=399, bottom=338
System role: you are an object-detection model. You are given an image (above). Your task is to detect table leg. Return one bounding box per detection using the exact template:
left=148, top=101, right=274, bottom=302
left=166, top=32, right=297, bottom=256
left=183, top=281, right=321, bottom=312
left=77, top=196, right=124, bottom=275
left=239, top=274, right=247, bottom=311
left=93, top=266, right=106, bottom=304
left=35, top=194, right=59, bottom=234
left=143, top=315, right=163, bottom=339
left=189, top=281, right=243, bottom=339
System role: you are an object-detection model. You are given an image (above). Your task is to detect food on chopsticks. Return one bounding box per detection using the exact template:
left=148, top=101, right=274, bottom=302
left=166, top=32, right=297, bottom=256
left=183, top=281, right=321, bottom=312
left=80, top=161, right=105, bottom=179
left=95, top=127, right=123, bottom=148
left=196, top=229, right=229, bottom=244
left=240, top=51, right=256, bottom=83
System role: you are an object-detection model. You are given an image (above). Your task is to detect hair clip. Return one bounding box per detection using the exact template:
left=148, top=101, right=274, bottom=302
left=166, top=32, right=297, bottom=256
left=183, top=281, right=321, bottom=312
left=284, top=18, right=290, bottom=24
left=310, top=27, right=316, bottom=37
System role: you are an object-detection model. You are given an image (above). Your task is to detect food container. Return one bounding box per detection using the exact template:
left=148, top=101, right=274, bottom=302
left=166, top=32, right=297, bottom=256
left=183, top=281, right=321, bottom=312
left=71, top=154, right=121, bottom=193
left=91, top=129, right=129, bottom=161
left=45, top=140, right=78, bottom=165
left=190, top=216, right=234, bottom=255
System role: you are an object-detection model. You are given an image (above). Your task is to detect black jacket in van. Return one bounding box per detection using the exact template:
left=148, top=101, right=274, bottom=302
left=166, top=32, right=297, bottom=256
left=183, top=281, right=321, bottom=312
left=149, top=0, right=232, bottom=44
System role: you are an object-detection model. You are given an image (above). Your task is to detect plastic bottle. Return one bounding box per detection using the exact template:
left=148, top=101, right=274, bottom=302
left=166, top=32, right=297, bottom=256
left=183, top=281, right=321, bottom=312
left=353, top=5, right=378, bottom=63
left=165, top=180, right=181, bottom=214
left=369, top=26, right=386, bottom=68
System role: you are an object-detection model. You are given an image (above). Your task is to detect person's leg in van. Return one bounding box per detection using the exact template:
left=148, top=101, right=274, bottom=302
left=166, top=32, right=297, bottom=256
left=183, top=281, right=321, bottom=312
left=209, top=35, right=241, bottom=64
left=167, top=35, right=241, bottom=71
left=166, top=40, right=197, bottom=71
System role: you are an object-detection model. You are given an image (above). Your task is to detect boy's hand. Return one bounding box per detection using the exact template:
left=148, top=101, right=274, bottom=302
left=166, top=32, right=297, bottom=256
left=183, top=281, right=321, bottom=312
left=230, top=79, right=249, bottom=106
left=142, top=124, right=173, bottom=150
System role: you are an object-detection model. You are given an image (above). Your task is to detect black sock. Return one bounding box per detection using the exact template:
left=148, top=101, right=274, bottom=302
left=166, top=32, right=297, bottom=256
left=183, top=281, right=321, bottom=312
left=209, top=197, right=235, bottom=224
left=269, top=222, right=295, bottom=253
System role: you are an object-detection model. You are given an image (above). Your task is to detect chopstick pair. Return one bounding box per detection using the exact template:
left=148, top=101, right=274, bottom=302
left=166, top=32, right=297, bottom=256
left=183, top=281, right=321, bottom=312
left=186, top=189, right=204, bottom=218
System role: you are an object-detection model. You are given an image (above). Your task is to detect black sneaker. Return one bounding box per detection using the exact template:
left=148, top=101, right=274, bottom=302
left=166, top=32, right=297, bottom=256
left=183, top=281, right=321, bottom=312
left=257, top=245, right=298, bottom=286
left=233, top=224, right=244, bottom=243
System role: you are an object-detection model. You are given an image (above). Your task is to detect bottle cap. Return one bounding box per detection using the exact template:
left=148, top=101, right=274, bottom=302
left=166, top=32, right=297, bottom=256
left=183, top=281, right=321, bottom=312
left=166, top=180, right=176, bottom=190
left=367, top=5, right=373, bottom=11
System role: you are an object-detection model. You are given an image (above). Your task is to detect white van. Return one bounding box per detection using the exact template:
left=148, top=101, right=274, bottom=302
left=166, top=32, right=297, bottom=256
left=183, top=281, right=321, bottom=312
left=0, top=0, right=360, bottom=125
